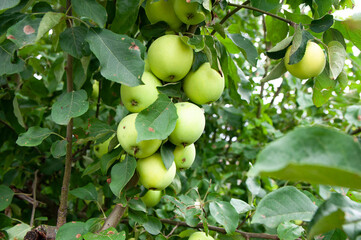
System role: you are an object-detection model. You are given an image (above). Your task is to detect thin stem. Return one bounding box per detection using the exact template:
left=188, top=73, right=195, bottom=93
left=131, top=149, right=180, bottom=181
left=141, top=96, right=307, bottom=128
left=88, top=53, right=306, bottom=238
left=96, top=79, right=102, bottom=118
left=30, top=170, right=39, bottom=227
left=56, top=0, right=74, bottom=229
left=66, top=16, right=91, bottom=28
left=227, top=2, right=297, bottom=27
left=51, top=132, right=66, bottom=140
left=0, top=119, right=16, bottom=133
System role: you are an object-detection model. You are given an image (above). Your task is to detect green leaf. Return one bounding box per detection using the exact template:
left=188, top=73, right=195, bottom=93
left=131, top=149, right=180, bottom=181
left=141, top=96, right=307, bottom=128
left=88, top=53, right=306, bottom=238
left=250, top=0, right=281, bottom=16
left=277, top=221, right=304, bottom=240
left=312, top=69, right=336, bottom=107
left=129, top=198, right=147, bottom=213
left=60, top=26, right=90, bottom=59
left=111, top=0, right=141, bottom=34
left=36, top=12, right=65, bottom=41
left=83, top=228, right=126, bottom=240
left=181, top=35, right=205, bottom=52
left=310, top=14, right=334, bottom=33
left=51, top=139, right=67, bottom=158
left=6, top=223, right=31, bottom=240
left=335, top=19, right=361, bottom=51
left=135, top=94, right=178, bottom=142
left=249, top=125, right=361, bottom=189
left=70, top=183, right=98, bottom=201
left=328, top=41, right=347, bottom=80
left=308, top=193, right=361, bottom=240
left=0, top=40, right=25, bottom=75
left=209, top=201, right=239, bottom=234
left=86, top=28, right=144, bottom=87
left=72, top=0, right=107, bottom=27
left=265, top=14, right=289, bottom=44
left=323, top=28, right=346, bottom=49
left=321, top=229, right=348, bottom=240
left=261, top=59, right=287, bottom=83
left=160, top=141, right=175, bottom=170
left=252, top=186, right=317, bottom=228
left=0, top=185, right=14, bottom=211
left=51, top=90, right=89, bottom=125
left=56, top=222, right=87, bottom=240
left=312, top=0, right=333, bottom=18
left=82, top=160, right=101, bottom=177
left=157, top=82, right=182, bottom=98
left=0, top=0, right=20, bottom=11
left=0, top=213, right=12, bottom=229
left=109, top=155, right=136, bottom=197
left=288, top=29, right=314, bottom=65
left=228, top=33, right=258, bottom=66
left=16, top=126, right=52, bottom=147
left=88, top=118, right=115, bottom=140
left=230, top=198, right=253, bottom=214
left=345, top=105, right=361, bottom=127
left=101, top=147, right=123, bottom=175
left=7, top=15, right=41, bottom=47
left=143, top=216, right=162, bottom=235
left=266, top=36, right=293, bottom=59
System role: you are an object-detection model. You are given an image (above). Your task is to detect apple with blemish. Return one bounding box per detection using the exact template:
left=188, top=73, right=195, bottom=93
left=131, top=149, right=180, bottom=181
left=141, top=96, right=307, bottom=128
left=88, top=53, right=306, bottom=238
left=145, top=0, right=183, bottom=31
left=173, top=0, right=206, bottom=25
left=174, top=143, right=196, bottom=169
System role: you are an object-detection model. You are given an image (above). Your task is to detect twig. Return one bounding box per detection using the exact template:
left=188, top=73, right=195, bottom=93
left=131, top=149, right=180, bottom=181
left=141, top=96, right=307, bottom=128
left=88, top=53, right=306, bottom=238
left=269, top=83, right=283, bottom=107
left=57, top=0, right=74, bottom=228
left=211, top=0, right=250, bottom=35
left=166, top=224, right=179, bottom=238
left=0, top=119, right=16, bottom=133
left=227, top=2, right=297, bottom=27
left=30, top=170, right=39, bottom=227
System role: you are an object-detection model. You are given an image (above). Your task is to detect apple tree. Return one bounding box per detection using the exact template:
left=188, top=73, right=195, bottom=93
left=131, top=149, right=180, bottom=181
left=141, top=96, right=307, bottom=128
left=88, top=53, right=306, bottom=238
left=0, top=0, right=361, bottom=239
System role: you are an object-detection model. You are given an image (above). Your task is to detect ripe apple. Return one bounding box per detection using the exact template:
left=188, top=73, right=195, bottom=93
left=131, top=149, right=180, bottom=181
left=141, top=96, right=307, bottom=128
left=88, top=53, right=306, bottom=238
left=145, top=0, right=183, bottom=31
left=173, top=0, right=206, bottom=25
left=148, top=35, right=194, bottom=82
left=121, top=72, right=162, bottom=113
left=169, top=102, right=205, bottom=146
left=183, top=62, right=225, bottom=105
left=141, top=189, right=162, bottom=207
left=284, top=41, right=326, bottom=79
left=189, top=232, right=214, bottom=240
left=117, top=113, right=162, bottom=158
left=93, top=135, right=112, bottom=159
left=137, top=153, right=176, bottom=190
left=174, top=143, right=196, bottom=169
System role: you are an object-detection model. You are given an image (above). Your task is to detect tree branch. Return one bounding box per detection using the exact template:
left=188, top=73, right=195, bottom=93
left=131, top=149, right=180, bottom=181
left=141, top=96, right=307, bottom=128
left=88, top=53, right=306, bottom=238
left=57, top=0, right=74, bottom=229
left=227, top=2, right=296, bottom=27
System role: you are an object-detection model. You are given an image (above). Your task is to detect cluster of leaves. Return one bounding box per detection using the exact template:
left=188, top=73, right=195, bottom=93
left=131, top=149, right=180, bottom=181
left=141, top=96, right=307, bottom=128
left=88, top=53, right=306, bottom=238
left=0, top=0, right=361, bottom=240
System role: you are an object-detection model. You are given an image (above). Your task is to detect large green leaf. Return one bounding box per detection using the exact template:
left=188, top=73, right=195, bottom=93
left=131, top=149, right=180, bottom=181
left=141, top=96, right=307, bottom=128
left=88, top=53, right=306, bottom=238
left=135, top=94, right=178, bottom=142
left=328, top=41, right=346, bottom=80
left=109, top=155, right=136, bottom=197
left=209, top=201, right=239, bottom=234
left=70, top=183, right=98, bottom=201
left=56, top=222, right=87, bottom=240
left=7, top=15, right=41, bottom=47
left=16, top=126, right=52, bottom=147
left=252, top=186, right=317, bottom=228
left=308, top=193, right=361, bottom=240
left=36, top=12, right=65, bottom=41
left=0, top=185, right=14, bottom=211
left=0, top=40, right=25, bottom=75
left=335, top=19, right=361, bottom=51
left=0, top=0, right=20, bottom=11
left=265, top=14, right=289, bottom=45
left=249, top=125, right=361, bottom=189
left=143, top=216, right=162, bottom=235
left=86, top=28, right=144, bottom=87
left=227, top=33, right=258, bottom=66
left=72, top=0, right=107, bottom=27
left=6, top=223, right=31, bottom=240
left=111, top=0, right=141, bottom=34
left=59, top=26, right=90, bottom=59
left=310, top=14, right=334, bottom=33
left=51, top=90, right=89, bottom=125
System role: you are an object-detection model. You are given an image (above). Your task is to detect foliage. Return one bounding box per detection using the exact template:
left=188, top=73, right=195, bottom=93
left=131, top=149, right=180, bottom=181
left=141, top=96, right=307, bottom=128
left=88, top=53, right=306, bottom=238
left=0, top=0, right=361, bottom=239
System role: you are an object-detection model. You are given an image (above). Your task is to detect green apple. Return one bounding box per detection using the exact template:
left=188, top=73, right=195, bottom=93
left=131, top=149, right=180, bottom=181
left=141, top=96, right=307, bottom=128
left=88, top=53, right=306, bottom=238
left=141, top=189, right=162, bottom=207
left=144, top=58, right=151, bottom=72
left=91, top=80, right=99, bottom=99
left=183, top=62, right=225, bottom=105
left=148, top=35, right=194, bottom=82
left=173, top=0, right=206, bottom=25
left=121, top=72, right=162, bottom=113
left=284, top=41, right=326, bottom=79
left=189, top=232, right=214, bottom=240
left=174, top=143, right=196, bottom=169
left=137, top=153, right=176, bottom=190
left=93, top=135, right=112, bottom=159
left=169, top=102, right=205, bottom=146
left=117, top=113, right=162, bottom=158
left=145, top=0, right=183, bottom=31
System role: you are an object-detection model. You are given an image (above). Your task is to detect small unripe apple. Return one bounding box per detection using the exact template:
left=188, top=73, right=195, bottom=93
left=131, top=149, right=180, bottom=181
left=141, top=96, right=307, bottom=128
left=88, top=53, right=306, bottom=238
left=189, top=232, right=214, bottom=240
left=183, top=62, right=225, bottom=105
left=117, top=113, right=162, bottom=158
left=148, top=35, right=194, bottom=82
left=145, top=0, right=183, bottom=31
left=93, top=136, right=112, bottom=159
left=174, top=143, right=196, bottom=169
left=284, top=41, right=326, bottom=79
left=173, top=0, right=206, bottom=25
left=141, top=189, right=162, bottom=207
left=137, top=153, right=176, bottom=190
left=121, top=72, right=162, bottom=113
left=169, top=102, right=205, bottom=146
left=91, top=80, right=99, bottom=99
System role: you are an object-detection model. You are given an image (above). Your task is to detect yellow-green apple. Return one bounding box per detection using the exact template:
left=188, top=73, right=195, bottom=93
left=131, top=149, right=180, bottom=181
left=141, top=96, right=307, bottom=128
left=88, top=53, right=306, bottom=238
left=117, top=113, right=162, bottom=158
left=91, top=80, right=99, bottom=99
left=183, top=62, right=224, bottom=105
left=284, top=41, right=326, bottom=79
left=121, top=72, right=162, bottom=112
left=93, top=135, right=112, bottom=159
left=189, top=232, right=214, bottom=240
left=173, top=0, right=206, bottom=25
left=174, top=143, right=196, bottom=169
left=148, top=35, right=194, bottom=82
left=169, top=102, right=205, bottom=146
left=141, top=189, right=162, bottom=207
left=145, top=0, right=183, bottom=31
left=137, top=153, right=176, bottom=190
